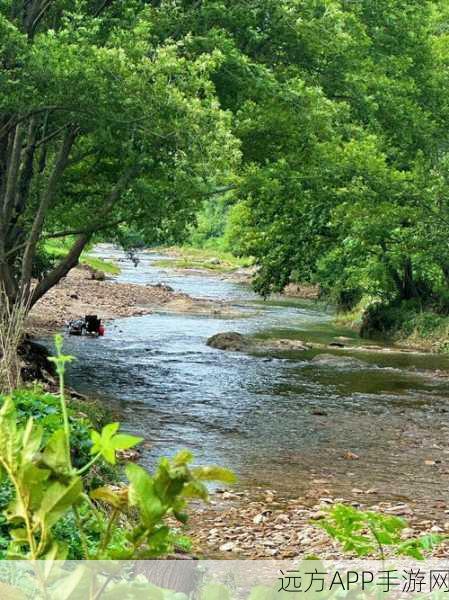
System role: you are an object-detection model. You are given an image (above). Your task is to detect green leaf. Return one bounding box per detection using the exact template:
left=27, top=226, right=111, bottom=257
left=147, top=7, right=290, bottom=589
left=0, top=396, right=18, bottom=467
left=49, top=565, right=92, bottom=600
left=9, top=528, right=28, bottom=542
left=35, top=477, right=82, bottom=529
left=41, top=540, right=69, bottom=561
left=21, top=418, right=43, bottom=462
left=181, top=480, right=208, bottom=500
left=91, top=423, right=142, bottom=465
left=19, top=462, right=50, bottom=511
left=173, top=450, right=193, bottom=466
left=42, top=429, right=70, bottom=474
left=90, top=486, right=128, bottom=510
left=200, top=584, right=231, bottom=600
left=111, top=433, right=143, bottom=450
left=126, top=463, right=165, bottom=526
left=192, top=466, right=236, bottom=483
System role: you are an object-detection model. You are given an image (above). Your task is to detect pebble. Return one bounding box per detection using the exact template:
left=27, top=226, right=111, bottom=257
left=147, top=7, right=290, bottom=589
left=187, top=488, right=449, bottom=560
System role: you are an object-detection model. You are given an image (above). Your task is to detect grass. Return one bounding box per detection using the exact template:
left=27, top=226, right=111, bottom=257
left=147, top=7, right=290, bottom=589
left=153, top=245, right=252, bottom=272
left=44, top=240, right=120, bottom=275
left=82, top=256, right=120, bottom=275
left=334, top=296, right=375, bottom=330
left=395, top=311, right=449, bottom=352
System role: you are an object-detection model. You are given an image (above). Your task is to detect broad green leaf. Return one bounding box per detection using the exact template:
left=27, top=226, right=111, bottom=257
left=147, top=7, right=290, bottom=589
left=200, top=584, right=230, bottom=600
left=49, top=564, right=92, bottom=600
left=21, top=418, right=43, bottom=462
left=9, top=528, right=28, bottom=542
left=111, top=433, right=143, bottom=450
left=41, top=540, right=69, bottom=561
left=19, top=462, right=50, bottom=510
left=0, top=396, right=18, bottom=467
left=192, top=466, right=236, bottom=483
left=173, top=450, right=193, bottom=466
left=35, top=477, right=83, bottom=529
left=126, top=463, right=165, bottom=526
left=42, top=429, right=70, bottom=474
left=181, top=481, right=208, bottom=500
left=91, top=423, right=142, bottom=464
left=90, top=486, right=128, bottom=510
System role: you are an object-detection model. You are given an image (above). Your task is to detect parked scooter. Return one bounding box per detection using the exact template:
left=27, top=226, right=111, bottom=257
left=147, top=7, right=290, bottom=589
left=67, top=315, right=105, bottom=337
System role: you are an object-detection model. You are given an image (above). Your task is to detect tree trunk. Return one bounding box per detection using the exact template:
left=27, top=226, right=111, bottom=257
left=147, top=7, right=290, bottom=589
left=441, top=263, right=449, bottom=288
left=401, top=257, right=419, bottom=301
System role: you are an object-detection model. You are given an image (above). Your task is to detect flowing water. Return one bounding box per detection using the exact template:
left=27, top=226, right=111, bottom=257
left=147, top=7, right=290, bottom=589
left=56, top=246, right=449, bottom=510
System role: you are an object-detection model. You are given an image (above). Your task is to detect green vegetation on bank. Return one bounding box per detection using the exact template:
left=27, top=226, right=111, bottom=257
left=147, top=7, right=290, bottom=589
left=337, top=299, right=449, bottom=352
left=154, top=246, right=252, bottom=273
left=44, top=240, right=120, bottom=276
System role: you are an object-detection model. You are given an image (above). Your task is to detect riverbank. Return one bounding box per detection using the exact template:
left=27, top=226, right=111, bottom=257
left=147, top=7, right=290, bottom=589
left=336, top=299, right=449, bottom=354
left=151, top=246, right=253, bottom=274
left=27, top=263, right=241, bottom=335
left=188, top=487, right=449, bottom=559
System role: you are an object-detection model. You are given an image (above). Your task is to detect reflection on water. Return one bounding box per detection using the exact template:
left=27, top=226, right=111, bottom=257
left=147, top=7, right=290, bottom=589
left=48, top=246, right=449, bottom=509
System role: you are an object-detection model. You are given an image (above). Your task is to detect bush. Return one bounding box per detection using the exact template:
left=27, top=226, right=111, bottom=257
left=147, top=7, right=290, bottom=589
left=335, top=288, right=364, bottom=312
left=9, top=386, right=92, bottom=469
left=317, top=504, right=446, bottom=559
left=359, top=301, right=407, bottom=339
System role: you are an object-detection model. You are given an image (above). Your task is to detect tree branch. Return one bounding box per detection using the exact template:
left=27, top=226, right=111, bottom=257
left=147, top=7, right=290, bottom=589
left=27, top=168, right=135, bottom=306
left=20, top=128, right=78, bottom=293
left=93, top=0, right=114, bottom=17
left=2, top=124, right=24, bottom=226
left=29, top=0, right=53, bottom=37
left=44, top=218, right=126, bottom=240
left=30, top=233, right=91, bottom=307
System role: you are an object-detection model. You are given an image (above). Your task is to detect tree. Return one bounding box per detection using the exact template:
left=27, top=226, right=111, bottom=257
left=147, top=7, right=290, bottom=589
left=169, top=0, right=449, bottom=309
left=0, top=0, right=238, bottom=311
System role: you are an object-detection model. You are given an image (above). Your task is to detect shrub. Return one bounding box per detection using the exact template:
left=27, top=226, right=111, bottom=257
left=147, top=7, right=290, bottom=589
left=316, top=504, right=446, bottom=560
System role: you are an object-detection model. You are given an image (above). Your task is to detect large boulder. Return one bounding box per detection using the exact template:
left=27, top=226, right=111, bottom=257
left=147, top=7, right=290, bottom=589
left=207, top=332, right=247, bottom=351
left=207, top=332, right=311, bottom=353
left=310, top=353, right=367, bottom=369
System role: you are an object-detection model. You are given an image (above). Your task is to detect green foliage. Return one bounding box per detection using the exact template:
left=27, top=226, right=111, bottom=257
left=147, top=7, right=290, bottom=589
left=0, top=0, right=240, bottom=310
left=0, top=336, right=235, bottom=560
left=90, top=423, right=142, bottom=466
left=316, top=504, right=446, bottom=560
left=44, top=240, right=120, bottom=275
left=152, top=0, right=449, bottom=320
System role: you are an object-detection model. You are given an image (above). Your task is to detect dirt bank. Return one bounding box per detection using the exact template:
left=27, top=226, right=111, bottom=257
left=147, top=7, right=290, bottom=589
left=27, top=265, right=241, bottom=335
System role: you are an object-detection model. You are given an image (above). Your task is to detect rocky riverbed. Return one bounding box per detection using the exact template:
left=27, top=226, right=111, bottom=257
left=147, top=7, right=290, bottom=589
left=188, top=487, right=449, bottom=559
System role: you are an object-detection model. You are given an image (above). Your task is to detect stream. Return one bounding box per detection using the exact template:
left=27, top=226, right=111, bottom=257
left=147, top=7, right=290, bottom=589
left=59, top=246, right=449, bottom=511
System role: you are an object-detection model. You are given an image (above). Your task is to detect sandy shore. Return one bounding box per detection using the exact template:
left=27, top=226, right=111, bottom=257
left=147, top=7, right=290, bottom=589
left=27, top=264, right=241, bottom=335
